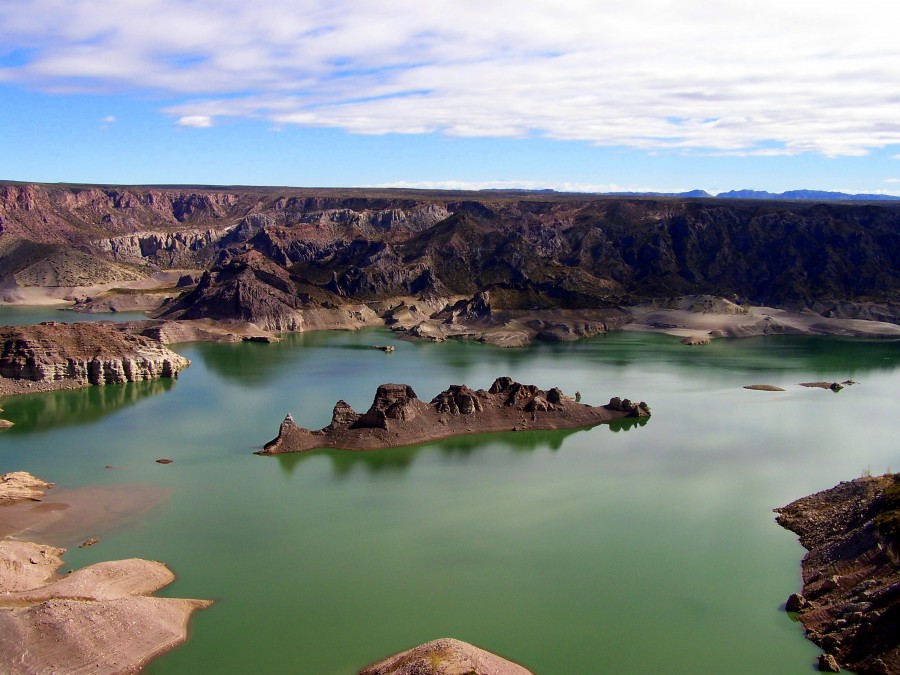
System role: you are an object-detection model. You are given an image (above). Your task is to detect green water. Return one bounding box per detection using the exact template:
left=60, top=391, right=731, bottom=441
left=1, top=326, right=898, bottom=674
left=0, top=304, right=149, bottom=325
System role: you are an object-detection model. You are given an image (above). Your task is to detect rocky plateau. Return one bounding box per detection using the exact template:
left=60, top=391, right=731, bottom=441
left=0, top=322, right=189, bottom=394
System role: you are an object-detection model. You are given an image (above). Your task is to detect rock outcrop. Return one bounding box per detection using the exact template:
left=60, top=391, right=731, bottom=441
left=0, top=322, right=189, bottom=394
left=260, top=377, right=649, bottom=454
left=0, top=539, right=211, bottom=674
left=0, top=472, right=54, bottom=503
left=359, top=637, right=532, bottom=675
left=775, top=474, right=900, bottom=674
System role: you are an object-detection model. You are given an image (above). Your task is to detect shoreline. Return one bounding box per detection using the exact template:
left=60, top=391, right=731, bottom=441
left=0, top=292, right=897, bottom=399
left=2, top=292, right=897, bottom=344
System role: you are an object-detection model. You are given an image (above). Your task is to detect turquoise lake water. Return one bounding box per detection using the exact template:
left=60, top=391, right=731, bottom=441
left=1, top=318, right=898, bottom=673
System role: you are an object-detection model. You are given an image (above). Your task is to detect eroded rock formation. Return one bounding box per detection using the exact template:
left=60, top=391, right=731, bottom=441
left=775, top=474, right=900, bottom=674
left=260, top=377, right=649, bottom=454
left=0, top=322, right=189, bottom=394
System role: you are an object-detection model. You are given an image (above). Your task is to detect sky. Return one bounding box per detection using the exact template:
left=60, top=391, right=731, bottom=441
left=2, top=0, right=900, bottom=194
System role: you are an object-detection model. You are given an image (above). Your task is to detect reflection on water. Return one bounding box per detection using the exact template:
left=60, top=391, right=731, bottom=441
left=187, top=333, right=315, bottom=386
left=272, top=427, right=596, bottom=477
left=0, top=305, right=149, bottom=326
left=0, top=379, right=175, bottom=434
left=606, top=416, right=650, bottom=432
left=271, top=422, right=652, bottom=478
left=574, top=332, right=900, bottom=376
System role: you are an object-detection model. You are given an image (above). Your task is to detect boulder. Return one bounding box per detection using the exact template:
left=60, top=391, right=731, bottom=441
left=818, top=653, right=840, bottom=672
left=785, top=593, right=809, bottom=612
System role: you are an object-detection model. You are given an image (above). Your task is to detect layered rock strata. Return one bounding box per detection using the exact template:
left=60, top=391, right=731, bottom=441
left=260, top=377, right=649, bottom=454
left=775, top=474, right=900, bottom=674
left=359, top=637, right=532, bottom=675
left=0, top=322, right=189, bottom=394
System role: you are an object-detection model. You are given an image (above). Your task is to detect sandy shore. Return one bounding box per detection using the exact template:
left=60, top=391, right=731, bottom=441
left=0, top=473, right=210, bottom=673
left=0, top=270, right=197, bottom=308
left=623, top=297, right=900, bottom=339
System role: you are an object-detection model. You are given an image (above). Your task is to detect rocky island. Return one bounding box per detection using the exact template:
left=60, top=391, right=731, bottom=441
left=776, top=474, right=900, bottom=674
left=260, top=377, right=649, bottom=454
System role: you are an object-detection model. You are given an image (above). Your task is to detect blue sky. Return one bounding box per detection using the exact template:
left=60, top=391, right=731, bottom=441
left=2, top=0, right=900, bottom=194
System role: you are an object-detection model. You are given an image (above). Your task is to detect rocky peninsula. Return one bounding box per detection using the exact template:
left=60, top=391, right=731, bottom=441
left=775, top=474, right=900, bottom=674
left=260, top=377, right=649, bottom=454
left=0, top=321, right=189, bottom=395
left=0, top=471, right=211, bottom=673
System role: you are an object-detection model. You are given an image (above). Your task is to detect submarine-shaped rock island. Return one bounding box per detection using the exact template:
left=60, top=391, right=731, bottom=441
left=259, top=377, right=650, bottom=454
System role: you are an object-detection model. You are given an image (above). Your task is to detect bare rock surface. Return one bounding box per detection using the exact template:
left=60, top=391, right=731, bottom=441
left=0, top=540, right=211, bottom=674
left=260, top=377, right=649, bottom=454
left=0, top=472, right=53, bottom=503
left=775, top=474, right=900, bottom=674
left=0, top=321, right=189, bottom=394
left=359, top=637, right=532, bottom=675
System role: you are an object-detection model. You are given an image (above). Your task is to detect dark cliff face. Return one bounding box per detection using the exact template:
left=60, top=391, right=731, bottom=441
left=1, top=184, right=898, bottom=312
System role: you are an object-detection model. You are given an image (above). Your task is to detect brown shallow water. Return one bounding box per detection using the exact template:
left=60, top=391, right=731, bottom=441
left=0, top=483, right=170, bottom=547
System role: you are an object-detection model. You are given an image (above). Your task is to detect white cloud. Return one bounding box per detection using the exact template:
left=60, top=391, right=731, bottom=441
left=884, top=178, right=900, bottom=184
left=176, top=115, right=213, bottom=128
left=2, top=0, right=900, bottom=155
left=102, top=115, right=116, bottom=124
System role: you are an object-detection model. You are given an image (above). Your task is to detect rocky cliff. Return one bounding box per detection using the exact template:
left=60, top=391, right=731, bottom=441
left=0, top=322, right=189, bottom=393
left=2, top=183, right=898, bottom=321
left=776, top=474, right=900, bottom=674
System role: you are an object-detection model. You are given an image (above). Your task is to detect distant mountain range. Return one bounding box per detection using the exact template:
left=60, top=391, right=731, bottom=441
left=601, top=189, right=900, bottom=201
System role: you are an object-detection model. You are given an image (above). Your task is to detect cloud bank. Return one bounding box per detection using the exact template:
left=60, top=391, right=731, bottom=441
left=2, top=0, right=899, bottom=156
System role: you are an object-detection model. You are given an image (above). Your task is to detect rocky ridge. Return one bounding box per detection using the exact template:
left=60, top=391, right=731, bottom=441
left=0, top=322, right=189, bottom=394
left=775, top=474, right=900, bottom=674
left=260, top=377, right=649, bottom=454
